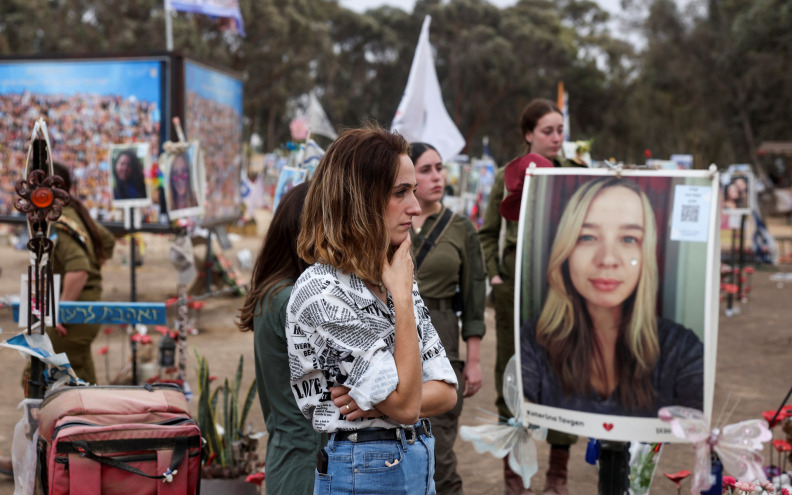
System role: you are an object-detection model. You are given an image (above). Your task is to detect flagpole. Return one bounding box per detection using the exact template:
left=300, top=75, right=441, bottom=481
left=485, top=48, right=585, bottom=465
left=165, top=1, right=174, bottom=51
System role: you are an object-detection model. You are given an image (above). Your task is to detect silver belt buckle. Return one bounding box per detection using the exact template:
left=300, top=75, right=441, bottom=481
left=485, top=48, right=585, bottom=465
left=348, top=432, right=358, bottom=442
left=420, top=418, right=432, bottom=437
left=403, top=425, right=417, bottom=444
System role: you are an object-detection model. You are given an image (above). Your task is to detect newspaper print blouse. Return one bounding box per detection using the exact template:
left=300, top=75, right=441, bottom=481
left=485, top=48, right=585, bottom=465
left=286, top=263, right=458, bottom=433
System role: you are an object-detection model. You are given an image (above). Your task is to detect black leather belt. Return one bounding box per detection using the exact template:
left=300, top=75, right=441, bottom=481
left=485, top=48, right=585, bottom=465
left=334, top=419, right=432, bottom=445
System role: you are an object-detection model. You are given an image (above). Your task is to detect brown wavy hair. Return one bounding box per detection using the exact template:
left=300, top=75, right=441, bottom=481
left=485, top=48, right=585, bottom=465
left=297, top=125, right=408, bottom=283
left=236, top=182, right=310, bottom=332
left=536, top=177, right=660, bottom=411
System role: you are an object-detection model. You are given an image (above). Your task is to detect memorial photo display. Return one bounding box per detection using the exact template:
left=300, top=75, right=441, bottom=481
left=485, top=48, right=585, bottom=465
left=162, top=141, right=205, bottom=220
left=515, top=168, right=719, bottom=442
left=109, top=143, right=152, bottom=208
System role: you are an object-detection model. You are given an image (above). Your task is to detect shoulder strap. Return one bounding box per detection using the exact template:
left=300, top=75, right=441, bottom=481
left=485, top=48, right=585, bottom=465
left=414, top=207, right=455, bottom=271
left=54, top=216, right=90, bottom=254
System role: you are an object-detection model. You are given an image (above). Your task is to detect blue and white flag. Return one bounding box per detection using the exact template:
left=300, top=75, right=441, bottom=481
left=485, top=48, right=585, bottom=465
left=165, top=0, right=245, bottom=36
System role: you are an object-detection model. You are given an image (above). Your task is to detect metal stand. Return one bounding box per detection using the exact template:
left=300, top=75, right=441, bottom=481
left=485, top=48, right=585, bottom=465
left=129, top=208, right=139, bottom=385
left=204, top=229, right=214, bottom=294
left=737, top=214, right=746, bottom=300
left=598, top=440, right=631, bottom=495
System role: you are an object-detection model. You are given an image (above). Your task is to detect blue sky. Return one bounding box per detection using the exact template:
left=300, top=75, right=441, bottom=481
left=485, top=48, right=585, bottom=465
left=0, top=59, right=163, bottom=103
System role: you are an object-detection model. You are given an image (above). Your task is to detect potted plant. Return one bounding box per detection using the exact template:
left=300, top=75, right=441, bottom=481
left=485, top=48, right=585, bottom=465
left=195, top=351, right=262, bottom=494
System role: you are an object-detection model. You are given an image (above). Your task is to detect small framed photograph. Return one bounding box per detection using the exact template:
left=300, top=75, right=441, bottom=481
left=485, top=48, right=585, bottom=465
left=513, top=168, right=720, bottom=442
left=721, top=164, right=755, bottom=215
left=162, top=142, right=205, bottom=220
left=108, top=143, right=152, bottom=208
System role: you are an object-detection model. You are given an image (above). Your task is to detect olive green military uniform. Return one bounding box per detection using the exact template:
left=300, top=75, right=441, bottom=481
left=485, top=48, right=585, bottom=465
left=254, top=281, right=327, bottom=495
left=411, top=206, right=486, bottom=495
left=47, top=206, right=115, bottom=385
left=478, top=157, right=578, bottom=447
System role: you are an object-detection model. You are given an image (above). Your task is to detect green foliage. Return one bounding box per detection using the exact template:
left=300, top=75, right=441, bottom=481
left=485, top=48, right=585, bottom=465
left=194, top=350, right=258, bottom=479
left=1, top=0, right=787, bottom=171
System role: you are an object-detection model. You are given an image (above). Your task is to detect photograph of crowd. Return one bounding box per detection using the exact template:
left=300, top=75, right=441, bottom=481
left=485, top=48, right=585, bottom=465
left=184, top=61, right=243, bottom=223
left=0, top=59, right=164, bottom=219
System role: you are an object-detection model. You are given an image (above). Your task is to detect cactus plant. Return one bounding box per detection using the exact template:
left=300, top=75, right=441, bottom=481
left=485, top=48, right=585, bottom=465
left=195, top=350, right=259, bottom=479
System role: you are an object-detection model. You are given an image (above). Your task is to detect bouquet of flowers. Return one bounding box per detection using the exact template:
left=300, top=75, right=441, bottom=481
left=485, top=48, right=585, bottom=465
left=722, top=476, right=785, bottom=494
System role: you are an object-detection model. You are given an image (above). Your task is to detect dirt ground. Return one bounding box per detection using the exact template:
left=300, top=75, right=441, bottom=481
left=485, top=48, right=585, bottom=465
left=0, top=217, right=791, bottom=495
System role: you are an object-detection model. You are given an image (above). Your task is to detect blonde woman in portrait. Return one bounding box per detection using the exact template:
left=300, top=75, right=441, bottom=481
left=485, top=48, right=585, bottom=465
left=520, top=177, right=703, bottom=417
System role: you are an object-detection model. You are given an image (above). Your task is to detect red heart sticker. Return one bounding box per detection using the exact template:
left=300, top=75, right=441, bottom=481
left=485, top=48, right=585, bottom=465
left=603, top=423, right=614, bottom=431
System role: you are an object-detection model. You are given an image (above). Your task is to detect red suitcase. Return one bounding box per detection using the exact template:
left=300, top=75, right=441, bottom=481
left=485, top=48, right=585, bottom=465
left=38, top=384, right=202, bottom=495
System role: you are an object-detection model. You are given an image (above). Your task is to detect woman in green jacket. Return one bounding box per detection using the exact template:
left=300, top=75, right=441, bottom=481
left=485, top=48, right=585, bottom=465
left=236, top=182, right=325, bottom=495
left=409, top=142, right=487, bottom=495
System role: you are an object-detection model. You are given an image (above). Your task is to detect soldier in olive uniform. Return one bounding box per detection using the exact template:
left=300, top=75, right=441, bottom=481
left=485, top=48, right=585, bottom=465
left=478, top=100, right=581, bottom=495
left=410, top=142, right=487, bottom=495
left=48, top=162, right=116, bottom=385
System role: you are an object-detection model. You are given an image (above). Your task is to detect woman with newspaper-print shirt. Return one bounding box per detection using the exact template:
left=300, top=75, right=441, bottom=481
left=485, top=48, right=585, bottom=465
left=286, top=126, right=458, bottom=495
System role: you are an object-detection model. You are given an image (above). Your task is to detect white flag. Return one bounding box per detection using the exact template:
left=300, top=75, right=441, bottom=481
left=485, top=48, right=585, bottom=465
left=307, top=92, right=338, bottom=140
left=391, top=15, right=465, bottom=162
left=290, top=91, right=338, bottom=140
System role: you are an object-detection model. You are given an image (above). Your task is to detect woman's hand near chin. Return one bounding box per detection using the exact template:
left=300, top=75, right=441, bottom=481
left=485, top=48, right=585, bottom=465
left=382, top=237, right=414, bottom=303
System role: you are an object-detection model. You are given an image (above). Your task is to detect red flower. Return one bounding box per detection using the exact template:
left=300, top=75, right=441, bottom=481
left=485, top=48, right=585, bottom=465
left=96, top=346, right=109, bottom=356
left=663, top=470, right=691, bottom=488
left=644, top=149, right=652, bottom=159
left=154, top=325, right=170, bottom=335
left=209, top=375, right=218, bottom=382
left=245, top=472, right=265, bottom=486
left=781, top=488, right=790, bottom=495
left=189, top=301, right=205, bottom=310
left=722, top=476, right=737, bottom=487
left=762, top=409, right=787, bottom=427
left=164, top=297, right=178, bottom=307
left=131, top=334, right=153, bottom=344
left=102, top=327, right=113, bottom=335
left=772, top=439, right=792, bottom=452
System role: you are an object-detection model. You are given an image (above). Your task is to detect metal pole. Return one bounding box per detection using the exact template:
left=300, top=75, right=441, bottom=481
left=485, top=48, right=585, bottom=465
left=205, top=229, right=213, bottom=295
left=728, top=227, right=737, bottom=311
left=737, top=214, right=746, bottom=300
left=130, top=208, right=138, bottom=385
left=165, top=4, right=174, bottom=51
left=598, top=440, right=631, bottom=495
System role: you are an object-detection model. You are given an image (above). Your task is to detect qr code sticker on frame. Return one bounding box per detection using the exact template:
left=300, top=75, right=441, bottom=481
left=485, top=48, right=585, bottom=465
left=680, top=204, right=699, bottom=223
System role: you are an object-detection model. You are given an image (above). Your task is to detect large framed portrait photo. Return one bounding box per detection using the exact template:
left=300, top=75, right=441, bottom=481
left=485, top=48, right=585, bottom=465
left=162, top=141, right=205, bottom=220
left=108, top=143, right=152, bottom=208
left=514, top=168, right=720, bottom=443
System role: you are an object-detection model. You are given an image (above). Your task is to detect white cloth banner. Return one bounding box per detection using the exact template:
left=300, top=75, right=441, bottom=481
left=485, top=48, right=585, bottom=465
left=391, top=15, right=465, bottom=162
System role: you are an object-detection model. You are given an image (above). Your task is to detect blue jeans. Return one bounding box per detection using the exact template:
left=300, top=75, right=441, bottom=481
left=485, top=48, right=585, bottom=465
left=314, top=421, right=436, bottom=495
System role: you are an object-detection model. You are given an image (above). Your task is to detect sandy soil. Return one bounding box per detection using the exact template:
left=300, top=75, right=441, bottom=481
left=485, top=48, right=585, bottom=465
left=0, top=218, right=790, bottom=494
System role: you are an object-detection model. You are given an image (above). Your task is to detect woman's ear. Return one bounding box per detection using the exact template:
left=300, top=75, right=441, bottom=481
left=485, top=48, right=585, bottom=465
left=524, top=131, right=533, bottom=146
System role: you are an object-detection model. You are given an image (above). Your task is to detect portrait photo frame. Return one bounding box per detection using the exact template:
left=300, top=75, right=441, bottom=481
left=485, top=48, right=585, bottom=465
left=108, top=143, right=152, bottom=208
left=514, top=168, right=720, bottom=443
left=161, top=141, right=205, bottom=220
left=721, top=164, right=755, bottom=216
